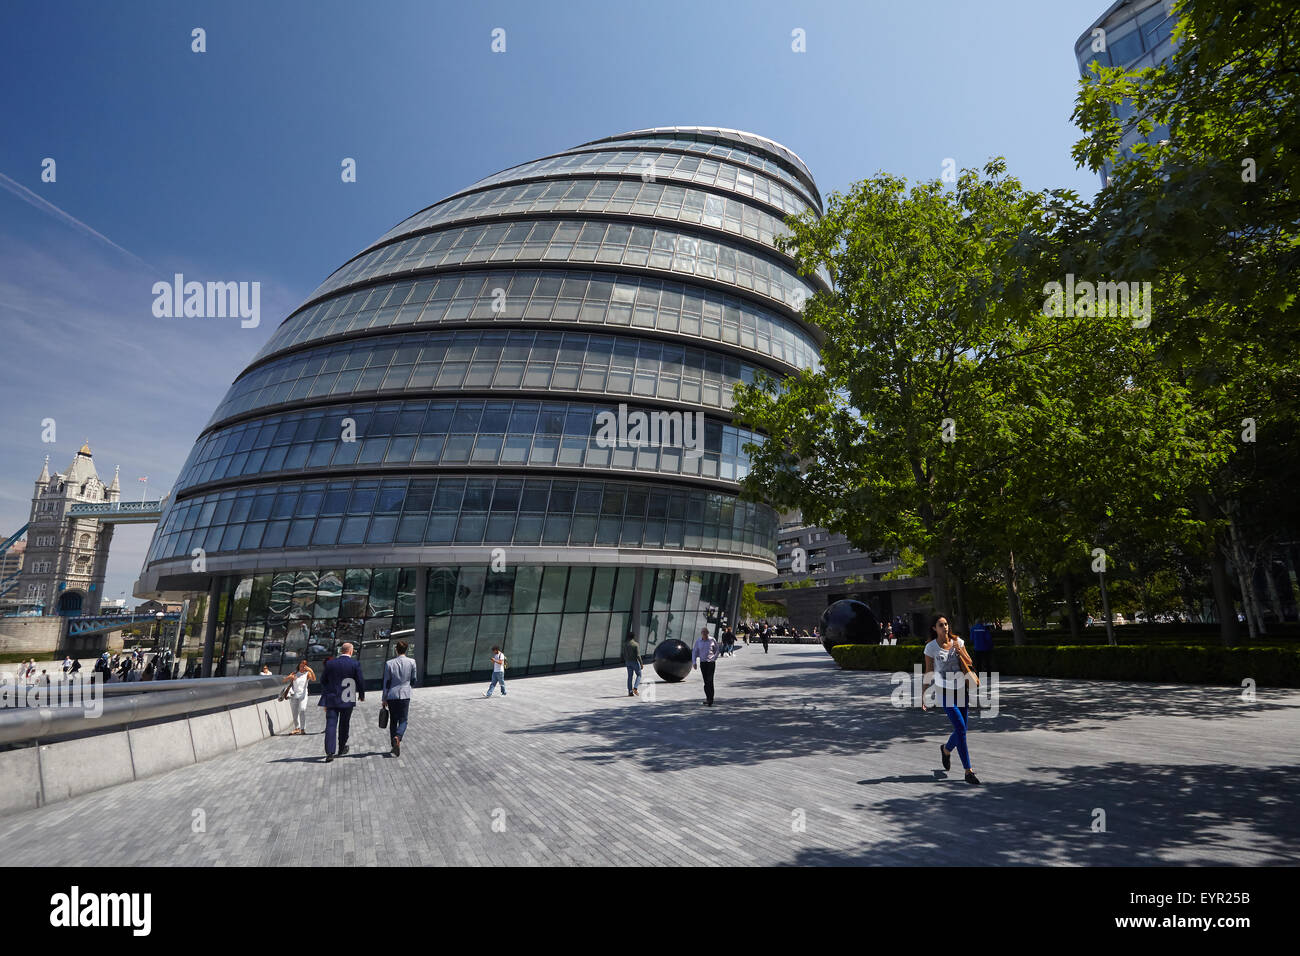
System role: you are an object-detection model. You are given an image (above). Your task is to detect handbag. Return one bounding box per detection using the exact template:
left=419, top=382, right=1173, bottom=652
left=278, top=684, right=291, bottom=701
left=378, top=706, right=389, bottom=729
left=954, top=639, right=980, bottom=687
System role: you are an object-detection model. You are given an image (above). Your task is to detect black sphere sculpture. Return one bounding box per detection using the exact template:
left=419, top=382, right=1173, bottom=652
left=652, top=638, right=693, bottom=682
left=820, top=600, right=881, bottom=653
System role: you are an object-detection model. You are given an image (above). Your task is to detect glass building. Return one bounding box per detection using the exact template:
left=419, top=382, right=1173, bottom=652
left=1075, top=0, right=1180, bottom=183
left=136, top=127, right=826, bottom=685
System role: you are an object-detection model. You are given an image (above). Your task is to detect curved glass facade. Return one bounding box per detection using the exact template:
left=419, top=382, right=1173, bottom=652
left=249, top=270, right=820, bottom=372
left=142, top=126, right=823, bottom=685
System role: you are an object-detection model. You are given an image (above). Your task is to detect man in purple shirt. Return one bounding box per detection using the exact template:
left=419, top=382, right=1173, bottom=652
left=692, top=626, right=720, bottom=706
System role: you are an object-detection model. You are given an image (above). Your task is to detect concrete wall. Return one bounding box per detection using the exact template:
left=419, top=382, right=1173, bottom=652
left=0, top=618, right=64, bottom=655
left=0, top=696, right=292, bottom=817
left=0, top=618, right=125, bottom=657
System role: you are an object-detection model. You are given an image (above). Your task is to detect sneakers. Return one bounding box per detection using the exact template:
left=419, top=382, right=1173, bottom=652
left=940, top=745, right=951, bottom=771
left=633, top=688, right=639, bottom=696
left=965, top=770, right=981, bottom=785
left=392, top=736, right=401, bottom=757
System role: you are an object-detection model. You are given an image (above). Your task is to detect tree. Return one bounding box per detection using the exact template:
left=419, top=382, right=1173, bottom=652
left=736, top=161, right=1213, bottom=644
left=1070, top=0, right=1300, bottom=642
left=740, top=582, right=783, bottom=621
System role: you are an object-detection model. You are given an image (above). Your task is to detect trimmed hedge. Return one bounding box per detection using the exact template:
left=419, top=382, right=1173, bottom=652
left=827, top=643, right=1300, bottom=687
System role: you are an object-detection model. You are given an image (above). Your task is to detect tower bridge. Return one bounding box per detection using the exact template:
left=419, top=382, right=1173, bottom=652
left=3, top=444, right=165, bottom=620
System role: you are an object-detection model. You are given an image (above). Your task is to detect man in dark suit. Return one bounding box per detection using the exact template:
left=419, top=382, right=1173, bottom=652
left=318, top=641, right=365, bottom=762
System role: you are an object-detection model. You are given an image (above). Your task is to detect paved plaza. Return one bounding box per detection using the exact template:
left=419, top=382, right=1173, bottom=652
left=1, top=643, right=1297, bottom=866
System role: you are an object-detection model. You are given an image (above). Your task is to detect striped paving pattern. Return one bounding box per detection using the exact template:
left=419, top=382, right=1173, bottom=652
left=1, top=642, right=1297, bottom=866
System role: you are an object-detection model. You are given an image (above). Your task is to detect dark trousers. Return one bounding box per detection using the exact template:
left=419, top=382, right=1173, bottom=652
left=762, top=639, right=769, bottom=653
left=324, top=706, right=353, bottom=755
left=974, top=649, right=993, bottom=677
left=700, top=660, right=716, bottom=704
left=386, top=698, right=410, bottom=742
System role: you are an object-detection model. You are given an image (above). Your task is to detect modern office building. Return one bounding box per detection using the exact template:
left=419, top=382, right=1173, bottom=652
left=1075, top=0, right=1180, bottom=183
left=136, top=126, right=827, bottom=684
left=754, top=518, right=933, bottom=634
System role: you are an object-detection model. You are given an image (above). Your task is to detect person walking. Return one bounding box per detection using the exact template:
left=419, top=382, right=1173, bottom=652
left=922, top=615, right=981, bottom=785
left=485, top=646, right=508, bottom=697
left=282, top=659, right=315, bottom=735
left=970, top=620, right=994, bottom=677
left=692, top=626, right=720, bottom=706
left=623, top=632, right=642, bottom=697
left=381, top=640, right=417, bottom=756
left=760, top=624, right=770, bottom=654
left=720, top=626, right=733, bottom=657
left=318, top=642, right=364, bottom=761
left=62, top=655, right=72, bottom=676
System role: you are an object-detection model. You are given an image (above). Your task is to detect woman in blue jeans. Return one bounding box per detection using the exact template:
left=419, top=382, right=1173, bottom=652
left=922, top=615, right=981, bottom=785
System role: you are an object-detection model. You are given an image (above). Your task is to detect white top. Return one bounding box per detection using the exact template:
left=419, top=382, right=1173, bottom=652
left=290, top=671, right=310, bottom=700
left=924, top=637, right=968, bottom=703
left=491, top=651, right=506, bottom=674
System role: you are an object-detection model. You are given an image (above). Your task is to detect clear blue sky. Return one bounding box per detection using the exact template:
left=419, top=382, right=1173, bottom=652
left=0, top=0, right=1107, bottom=603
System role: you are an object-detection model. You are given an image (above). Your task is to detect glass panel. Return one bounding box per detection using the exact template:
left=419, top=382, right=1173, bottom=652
left=555, top=613, right=587, bottom=666
left=442, top=614, right=480, bottom=675
left=538, top=566, right=568, bottom=613
left=528, top=615, right=562, bottom=672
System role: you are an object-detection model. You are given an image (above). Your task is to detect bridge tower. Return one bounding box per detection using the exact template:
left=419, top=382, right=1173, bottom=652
left=19, top=443, right=119, bottom=616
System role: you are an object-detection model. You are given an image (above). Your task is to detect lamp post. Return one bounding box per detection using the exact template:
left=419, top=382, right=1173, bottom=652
left=153, top=611, right=165, bottom=665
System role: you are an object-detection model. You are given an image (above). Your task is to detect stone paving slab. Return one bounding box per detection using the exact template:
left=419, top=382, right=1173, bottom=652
left=0, top=643, right=1297, bottom=866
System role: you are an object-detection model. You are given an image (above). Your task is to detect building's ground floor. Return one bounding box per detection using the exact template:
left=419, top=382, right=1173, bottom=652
left=174, top=563, right=739, bottom=686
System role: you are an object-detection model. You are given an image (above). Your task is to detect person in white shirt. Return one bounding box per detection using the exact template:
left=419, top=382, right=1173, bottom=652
left=922, top=615, right=980, bottom=784
left=485, top=646, right=508, bottom=697
left=691, top=627, right=720, bottom=706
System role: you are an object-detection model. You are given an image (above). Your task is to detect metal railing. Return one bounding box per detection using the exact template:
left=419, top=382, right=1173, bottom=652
left=0, top=675, right=282, bottom=747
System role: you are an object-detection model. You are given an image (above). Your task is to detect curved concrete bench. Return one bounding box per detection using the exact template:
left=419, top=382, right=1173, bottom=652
left=0, top=676, right=293, bottom=816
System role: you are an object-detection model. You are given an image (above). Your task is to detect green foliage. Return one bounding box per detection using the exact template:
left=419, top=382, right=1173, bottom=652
left=740, top=582, right=784, bottom=620
left=737, top=0, right=1299, bottom=647
left=1068, top=0, right=1300, bottom=641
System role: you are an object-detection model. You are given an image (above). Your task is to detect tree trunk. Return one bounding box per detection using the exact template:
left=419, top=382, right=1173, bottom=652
left=1063, top=573, right=1082, bottom=641
left=926, top=555, right=951, bottom=616
left=953, top=572, right=970, bottom=640
left=1209, top=544, right=1239, bottom=646
left=1263, top=551, right=1285, bottom=625
left=1226, top=513, right=1264, bottom=637
left=1285, top=546, right=1300, bottom=617
left=1098, top=572, right=1116, bottom=646
left=1195, top=493, right=1238, bottom=646
left=1004, top=552, right=1027, bottom=646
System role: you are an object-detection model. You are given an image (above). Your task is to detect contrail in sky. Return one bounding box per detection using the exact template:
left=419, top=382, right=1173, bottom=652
left=0, top=169, right=157, bottom=272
